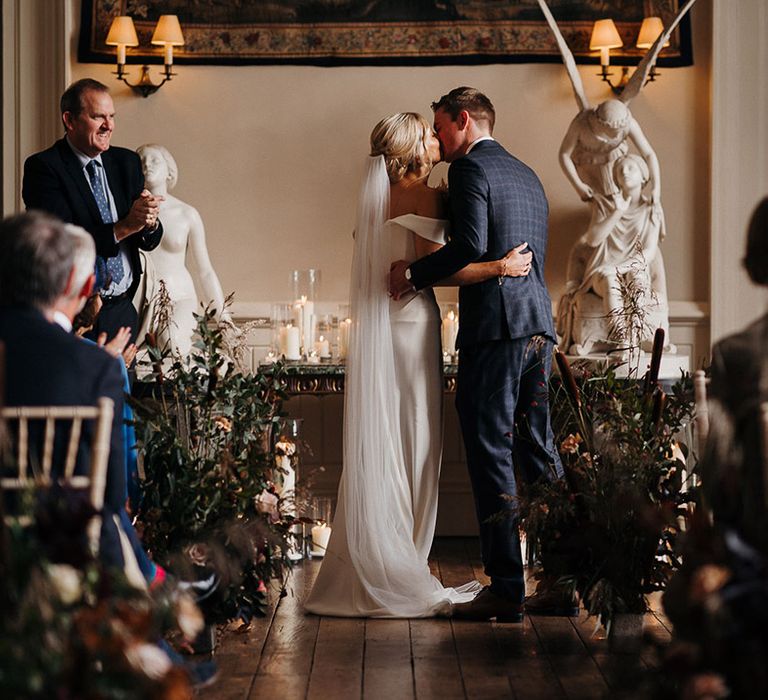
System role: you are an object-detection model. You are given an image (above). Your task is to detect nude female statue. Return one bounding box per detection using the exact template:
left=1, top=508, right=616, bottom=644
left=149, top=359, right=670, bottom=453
left=136, top=144, right=232, bottom=356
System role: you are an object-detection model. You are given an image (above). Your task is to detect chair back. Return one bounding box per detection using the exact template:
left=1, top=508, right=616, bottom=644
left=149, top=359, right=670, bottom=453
left=1, top=397, right=114, bottom=553
left=693, top=369, right=710, bottom=454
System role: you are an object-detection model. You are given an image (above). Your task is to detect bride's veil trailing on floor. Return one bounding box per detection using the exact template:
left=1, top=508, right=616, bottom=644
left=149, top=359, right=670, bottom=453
left=339, top=155, right=478, bottom=616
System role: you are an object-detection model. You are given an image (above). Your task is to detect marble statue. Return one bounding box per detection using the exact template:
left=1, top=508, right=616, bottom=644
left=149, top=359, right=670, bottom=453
left=557, top=153, right=669, bottom=355
left=537, top=0, right=698, bottom=355
left=135, top=144, right=232, bottom=356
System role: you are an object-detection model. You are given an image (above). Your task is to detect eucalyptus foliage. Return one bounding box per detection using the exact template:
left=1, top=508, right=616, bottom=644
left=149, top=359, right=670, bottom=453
left=131, top=302, right=290, bottom=621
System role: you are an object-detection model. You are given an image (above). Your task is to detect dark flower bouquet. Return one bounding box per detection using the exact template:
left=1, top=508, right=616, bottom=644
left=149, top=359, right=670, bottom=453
left=131, top=298, right=292, bottom=623
left=0, top=485, right=196, bottom=699
left=519, top=331, right=697, bottom=629
left=650, top=396, right=768, bottom=700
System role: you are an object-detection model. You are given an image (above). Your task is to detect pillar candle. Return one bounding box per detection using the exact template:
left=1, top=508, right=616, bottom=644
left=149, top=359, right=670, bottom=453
left=279, top=324, right=301, bottom=360
left=314, top=335, right=330, bottom=358
left=441, top=310, right=458, bottom=355
left=338, top=318, right=351, bottom=360
left=311, top=523, right=332, bottom=556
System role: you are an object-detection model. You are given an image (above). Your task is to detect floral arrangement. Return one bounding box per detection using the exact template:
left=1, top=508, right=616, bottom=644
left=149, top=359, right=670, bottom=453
left=519, top=330, right=697, bottom=629
left=646, top=394, right=768, bottom=699
left=0, top=485, right=198, bottom=699
left=131, top=297, right=293, bottom=623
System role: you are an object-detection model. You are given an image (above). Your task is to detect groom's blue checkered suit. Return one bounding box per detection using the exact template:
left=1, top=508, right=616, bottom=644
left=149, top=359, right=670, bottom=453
left=410, top=139, right=563, bottom=602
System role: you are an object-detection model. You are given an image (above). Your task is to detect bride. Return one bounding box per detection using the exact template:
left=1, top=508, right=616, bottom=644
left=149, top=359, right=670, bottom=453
left=304, top=113, right=532, bottom=617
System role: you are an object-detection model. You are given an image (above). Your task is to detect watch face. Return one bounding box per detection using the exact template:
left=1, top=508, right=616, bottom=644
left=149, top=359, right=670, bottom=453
left=405, top=267, right=412, bottom=280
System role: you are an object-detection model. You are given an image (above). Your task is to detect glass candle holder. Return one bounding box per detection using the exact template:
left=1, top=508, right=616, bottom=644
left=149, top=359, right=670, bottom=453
left=274, top=418, right=304, bottom=561
left=336, top=303, right=352, bottom=361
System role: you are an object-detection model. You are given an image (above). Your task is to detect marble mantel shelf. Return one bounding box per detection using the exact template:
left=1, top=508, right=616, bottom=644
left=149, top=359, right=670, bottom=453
left=265, top=362, right=458, bottom=394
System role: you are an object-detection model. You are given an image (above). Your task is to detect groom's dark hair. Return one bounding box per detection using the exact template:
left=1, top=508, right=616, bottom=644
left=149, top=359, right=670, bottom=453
left=431, top=87, right=495, bottom=133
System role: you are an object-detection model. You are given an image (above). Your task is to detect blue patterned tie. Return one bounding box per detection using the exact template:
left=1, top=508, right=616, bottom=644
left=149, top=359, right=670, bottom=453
left=86, top=160, right=124, bottom=285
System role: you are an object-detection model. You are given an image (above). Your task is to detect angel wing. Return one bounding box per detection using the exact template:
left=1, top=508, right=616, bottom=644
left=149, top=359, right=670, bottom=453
left=536, top=0, right=590, bottom=112
left=620, top=0, right=699, bottom=104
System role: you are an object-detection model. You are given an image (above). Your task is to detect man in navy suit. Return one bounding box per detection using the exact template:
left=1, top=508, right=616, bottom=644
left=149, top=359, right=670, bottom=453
left=390, top=87, right=565, bottom=621
left=0, top=211, right=127, bottom=568
left=22, top=78, right=163, bottom=343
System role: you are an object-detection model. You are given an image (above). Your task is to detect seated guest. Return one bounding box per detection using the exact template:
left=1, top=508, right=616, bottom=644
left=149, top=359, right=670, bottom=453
left=0, top=212, right=217, bottom=686
left=60, top=227, right=162, bottom=587
left=72, top=269, right=141, bottom=509
left=0, top=211, right=127, bottom=568
left=706, top=196, right=768, bottom=552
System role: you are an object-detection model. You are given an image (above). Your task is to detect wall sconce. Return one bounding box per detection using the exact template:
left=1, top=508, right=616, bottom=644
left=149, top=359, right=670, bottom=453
left=106, top=15, right=185, bottom=98
left=590, top=16, right=667, bottom=95
left=636, top=17, right=670, bottom=84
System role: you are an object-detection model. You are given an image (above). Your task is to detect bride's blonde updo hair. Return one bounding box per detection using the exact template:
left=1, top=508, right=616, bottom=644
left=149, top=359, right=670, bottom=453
left=370, top=112, right=434, bottom=184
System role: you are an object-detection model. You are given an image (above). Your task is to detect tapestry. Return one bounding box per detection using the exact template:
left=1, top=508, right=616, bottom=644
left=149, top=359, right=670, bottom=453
left=78, top=1, right=693, bottom=67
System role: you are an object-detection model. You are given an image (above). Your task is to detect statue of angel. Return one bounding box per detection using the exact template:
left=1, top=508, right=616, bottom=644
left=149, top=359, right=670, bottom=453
left=537, top=0, right=698, bottom=355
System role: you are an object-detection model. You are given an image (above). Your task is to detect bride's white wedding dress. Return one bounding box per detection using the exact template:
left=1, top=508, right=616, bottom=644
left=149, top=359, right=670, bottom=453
left=304, top=157, right=478, bottom=618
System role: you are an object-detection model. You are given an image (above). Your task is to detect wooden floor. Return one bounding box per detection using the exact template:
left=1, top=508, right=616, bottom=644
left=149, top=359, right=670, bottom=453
left=199, top=539, right=671, bottom=700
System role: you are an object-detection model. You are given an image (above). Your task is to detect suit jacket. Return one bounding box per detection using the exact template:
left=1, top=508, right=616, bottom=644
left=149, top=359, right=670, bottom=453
left=409, top=140, right=555, bottom=348
left=706, top=312, right=768, bottom=551
left=0, top=306, right=126, bottom=513
left=22, top=138, right=163, bottom=298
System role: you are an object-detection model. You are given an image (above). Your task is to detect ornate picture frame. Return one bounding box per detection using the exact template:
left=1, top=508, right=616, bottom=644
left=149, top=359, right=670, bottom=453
left=79, top=1, right=693, bottom=67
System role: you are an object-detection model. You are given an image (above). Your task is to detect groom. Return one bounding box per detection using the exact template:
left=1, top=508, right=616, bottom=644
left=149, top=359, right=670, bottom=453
left=390, top=87, right=565, bottom=622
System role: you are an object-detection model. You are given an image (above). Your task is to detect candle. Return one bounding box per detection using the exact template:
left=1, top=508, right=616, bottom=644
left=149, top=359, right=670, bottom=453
left=278, top=324, right=301, bottom=360
left=441, top=310, right=458, bottom=356
left=314, top=335, right=330, bottom=358
left=306, top=351, right=320, bottom=365
left=311, top=523, right=332, bottom=556
left=338, top=318, right=352, bottom=360
left=293, top=296, right=315, bottom=355
left=117, top=44, right=127, bottom=65
left=164, top=43, right=174, bottom=65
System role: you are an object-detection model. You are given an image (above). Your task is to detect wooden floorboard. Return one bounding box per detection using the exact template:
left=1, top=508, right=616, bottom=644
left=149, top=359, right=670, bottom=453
left=198, top=539, right=668, bottom=699
left=363, top=619, right=415, bottom=700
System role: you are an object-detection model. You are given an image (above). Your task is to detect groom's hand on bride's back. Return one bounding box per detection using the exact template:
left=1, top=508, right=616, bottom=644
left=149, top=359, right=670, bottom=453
left=389, top=260, right=415, bottom=300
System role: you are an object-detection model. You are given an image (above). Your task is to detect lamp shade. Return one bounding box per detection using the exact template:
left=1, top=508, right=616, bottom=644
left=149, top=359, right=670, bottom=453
left=106, top=16, right=139, bottom=46
left=636, top=17, right=670, bottom=49
left=151, top=15, right=185, bottom=45
left=589, top=19, right=623, bottom=50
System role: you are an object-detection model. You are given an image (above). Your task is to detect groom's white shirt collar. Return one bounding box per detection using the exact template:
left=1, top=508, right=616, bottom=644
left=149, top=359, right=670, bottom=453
left=465, top=136, right=494, bottom=154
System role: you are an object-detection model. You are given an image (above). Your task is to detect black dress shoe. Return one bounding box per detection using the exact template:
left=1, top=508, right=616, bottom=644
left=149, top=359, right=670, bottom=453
left=524, top=587, right=579, bottom=617
left=451, top=586, right=523, bottom=623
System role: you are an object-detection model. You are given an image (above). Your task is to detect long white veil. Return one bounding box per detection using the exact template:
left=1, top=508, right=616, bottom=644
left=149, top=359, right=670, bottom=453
left=340, top=155, right=478, bottom=616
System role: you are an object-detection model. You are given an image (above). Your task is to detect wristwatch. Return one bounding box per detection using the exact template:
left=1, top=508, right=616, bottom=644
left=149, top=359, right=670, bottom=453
left=404, top=267, right=412, bottom=281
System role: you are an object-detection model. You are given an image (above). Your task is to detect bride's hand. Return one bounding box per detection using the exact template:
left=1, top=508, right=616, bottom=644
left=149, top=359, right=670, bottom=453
left=500, top=243, right=532, bottom=277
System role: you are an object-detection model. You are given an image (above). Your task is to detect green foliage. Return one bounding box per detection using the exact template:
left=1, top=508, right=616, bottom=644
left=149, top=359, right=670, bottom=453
left=131, top=301, right=291, bottom=620
left=520, top=361, right=697, bottom=628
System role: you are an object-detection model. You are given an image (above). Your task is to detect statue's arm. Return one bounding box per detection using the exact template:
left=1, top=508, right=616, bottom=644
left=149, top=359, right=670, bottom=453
left=559, top=116, right=593, bottom=202
left=583, top=199, right=625, bottom=247
left=186, top=206, right=231, bottom=320
left=628, top=119, right=661, bottom=203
